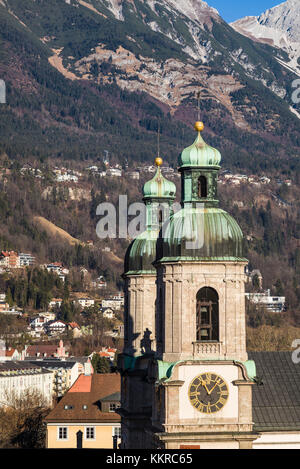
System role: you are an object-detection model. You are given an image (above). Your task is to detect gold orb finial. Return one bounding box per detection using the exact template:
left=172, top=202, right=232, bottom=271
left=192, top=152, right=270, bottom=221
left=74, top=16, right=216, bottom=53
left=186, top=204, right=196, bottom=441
left=155, top=157, right=163, bottom=167
left=194, top=121, right=204, bottom=132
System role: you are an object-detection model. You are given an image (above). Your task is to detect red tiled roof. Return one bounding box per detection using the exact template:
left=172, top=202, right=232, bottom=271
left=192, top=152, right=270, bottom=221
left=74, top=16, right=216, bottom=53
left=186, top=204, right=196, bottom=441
left=69, top=374, right=92, bottom=393
left=1, top=251, right=18, bottom=257
left=5, top=348, right=16, bottom=357
left=68, top=322, right=80, bottom=329
left=99, top=352, right=111, bottom=358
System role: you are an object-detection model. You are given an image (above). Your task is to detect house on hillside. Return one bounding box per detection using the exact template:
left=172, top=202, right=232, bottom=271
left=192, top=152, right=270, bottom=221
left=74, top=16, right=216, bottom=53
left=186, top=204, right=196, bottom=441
left=44, top=320, right=67, bottom=337
left=39, top=312, right=56, bottom=322
left=67, top=322, right=82, bottom=338
left=4, top=348, right=21, bottom=360
left=0, top=346, right=22, bottom=361
left=49, top=299, right=63, bottom=310
left=29, top=315, right=49, bottom=336
left=246, top=290, right=286, bottom=313
left=92, top=276, right=107, bottom=289
left=75, top=298, right=95, bottom=309
left=101, top=293, right=124, bottom=311
left=19, top=253, right=36, bottom=266
left=102, top=308, right=115, bottom=319
left=0, top=299, right=10, bottom=313
left=45, top=373, right=121, bottom=448
left=0, top=251, right=20, bottom=269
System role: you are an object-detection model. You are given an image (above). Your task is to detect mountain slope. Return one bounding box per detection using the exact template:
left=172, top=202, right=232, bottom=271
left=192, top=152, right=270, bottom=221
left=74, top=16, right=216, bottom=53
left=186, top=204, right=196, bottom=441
left=231, top=0, right=300, bottom=76
left=0, top=0, right=299, bottom=176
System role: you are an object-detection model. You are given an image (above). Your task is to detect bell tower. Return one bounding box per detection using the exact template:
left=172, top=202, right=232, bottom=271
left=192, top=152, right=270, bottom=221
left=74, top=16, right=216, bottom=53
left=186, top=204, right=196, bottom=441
left=118, top=122, right=258, bottom=450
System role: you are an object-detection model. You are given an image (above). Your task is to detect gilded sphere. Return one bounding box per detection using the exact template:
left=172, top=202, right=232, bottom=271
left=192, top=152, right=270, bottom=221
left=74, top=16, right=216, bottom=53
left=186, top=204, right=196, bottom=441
left=155, top=157, right=163, bottom=167
left=194, top=121, right=204, bottom=132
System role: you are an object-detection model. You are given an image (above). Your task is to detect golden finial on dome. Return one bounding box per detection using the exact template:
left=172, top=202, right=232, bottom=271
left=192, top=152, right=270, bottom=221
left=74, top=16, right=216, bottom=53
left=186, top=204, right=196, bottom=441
left=194, top=121, right=204, bottom=132
left=195, top=89, right=204, bottom=132
left=155, top=157, right=163, bottom=167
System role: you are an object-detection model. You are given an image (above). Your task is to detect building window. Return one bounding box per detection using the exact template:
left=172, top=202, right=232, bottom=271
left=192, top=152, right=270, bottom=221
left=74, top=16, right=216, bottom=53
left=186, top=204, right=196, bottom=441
left=196, top=287, right=219, bottom=341
left=85, top=427, right=95, bottom=440
left=64, top=405, right=73, bottom=410
left=198, top=176, right=208, bottom=198
left=109, top=403, right=120, bottom=412
left=113, top=427, right=121, bottom=438
left=58, top=427, right=68, bottom=440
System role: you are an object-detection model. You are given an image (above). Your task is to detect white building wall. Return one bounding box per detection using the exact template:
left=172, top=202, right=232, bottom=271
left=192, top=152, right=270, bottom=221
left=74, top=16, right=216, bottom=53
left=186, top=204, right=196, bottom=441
left=0, top=371, right=53, bottom=407
left=253, top=432, right=300, bottom=449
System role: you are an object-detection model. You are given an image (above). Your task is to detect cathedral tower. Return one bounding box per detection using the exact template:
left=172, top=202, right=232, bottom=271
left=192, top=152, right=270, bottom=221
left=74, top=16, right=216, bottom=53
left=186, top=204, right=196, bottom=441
left=118, top=123, right=258, bottom=449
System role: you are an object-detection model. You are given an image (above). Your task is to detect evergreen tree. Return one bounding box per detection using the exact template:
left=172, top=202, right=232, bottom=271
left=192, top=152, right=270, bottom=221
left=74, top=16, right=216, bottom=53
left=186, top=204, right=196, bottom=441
left=91, top=354, right=111, bottom=374
left=6, top=287, right=13, bottom=307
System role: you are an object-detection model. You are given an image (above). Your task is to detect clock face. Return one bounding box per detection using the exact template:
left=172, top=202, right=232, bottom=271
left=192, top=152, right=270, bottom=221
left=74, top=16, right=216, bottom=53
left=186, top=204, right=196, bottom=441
left=188, top=373, right=229, bottom=414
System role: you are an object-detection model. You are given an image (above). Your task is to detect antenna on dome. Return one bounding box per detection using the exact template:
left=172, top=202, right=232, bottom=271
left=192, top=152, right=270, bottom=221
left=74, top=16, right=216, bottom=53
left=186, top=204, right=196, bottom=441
left=157, top=121, right=161, bottom=158
left=155, top=121, right=163, bottom=167
left=195, top=89, right=204, bottom=133
left=196, top=89, right=201, bottom=122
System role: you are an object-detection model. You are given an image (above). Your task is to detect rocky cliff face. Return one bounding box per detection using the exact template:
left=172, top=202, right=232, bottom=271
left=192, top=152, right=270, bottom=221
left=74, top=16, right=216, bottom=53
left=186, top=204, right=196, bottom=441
left=0, top=0, right=299, bottom=170
left=231, top=0, right=300, bottom=76
left=43, top=0, right=298, bottom=122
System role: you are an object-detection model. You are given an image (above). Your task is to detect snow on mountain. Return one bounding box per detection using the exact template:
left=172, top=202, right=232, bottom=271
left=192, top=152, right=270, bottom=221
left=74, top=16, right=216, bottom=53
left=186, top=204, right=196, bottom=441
left=258, top=0, right=300, bottom=42
left=231, top=0, right=300, bottom=76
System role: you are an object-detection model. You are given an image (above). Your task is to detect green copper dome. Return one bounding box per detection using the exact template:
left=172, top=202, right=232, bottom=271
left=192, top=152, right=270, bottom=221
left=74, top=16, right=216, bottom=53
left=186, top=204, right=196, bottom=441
left=143, top=165, right=176, bottom=200
left=158, top=206, right=245, bottom=262
left=125, top=230, right=159, bottom=275
left=180, top=127, right=221, bottom=169
left=124, top=159, right=176, bottom=276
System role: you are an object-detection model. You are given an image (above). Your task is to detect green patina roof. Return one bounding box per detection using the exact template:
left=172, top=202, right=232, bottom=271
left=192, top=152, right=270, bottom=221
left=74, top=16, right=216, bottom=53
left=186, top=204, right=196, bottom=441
left=125, top=163, right=176, bottom=276
left=158, top=206, right=244, bottom=261
left=157, top=359, right=257, bottom=383
left=180, top=131, right=221, bottom=169
left=143, top=166, right=176, bottom=200
left=124, top=229, right=159, bottom=275
left=125, top=126, right=245, bottom=274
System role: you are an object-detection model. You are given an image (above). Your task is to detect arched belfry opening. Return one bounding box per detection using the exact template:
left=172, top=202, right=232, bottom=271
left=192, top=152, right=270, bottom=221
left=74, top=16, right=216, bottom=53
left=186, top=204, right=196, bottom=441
left=198, top=176, right=207, bottom=198
left=196, top=287, right=219, bottom=341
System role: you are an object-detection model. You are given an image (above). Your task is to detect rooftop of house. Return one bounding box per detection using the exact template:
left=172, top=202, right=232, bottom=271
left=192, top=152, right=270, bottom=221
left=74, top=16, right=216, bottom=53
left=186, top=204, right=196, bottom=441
left=249, top=352, right=300, bottom=432
left=25, top=343, right=67, bottom=357
left=0, top=361, right=52, bottom=376
left=101, top=391, right=121, bottom=402
left=69, top=374, right=92, bottom=393
left=68, top=322, right=80, bottom=329
left=67, top=356, right=91, bottom=364
left=26, top=359, right=77, bottom=370
left=99, top=352, right=111, bottom=358
left=5, top=348, right=17, bottom=357
left=45, top=373, right=121, bottom=424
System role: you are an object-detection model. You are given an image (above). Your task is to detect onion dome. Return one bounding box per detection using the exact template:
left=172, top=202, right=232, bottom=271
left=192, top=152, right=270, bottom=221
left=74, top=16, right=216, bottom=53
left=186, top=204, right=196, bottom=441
left=156, top=122, right=246, bottom=263
left=179, top=122, right=221, bottom=168
left=124, top=229, right=160, bottom=275
left=124, top=158, right=176, bottom=276
left=143, top=158, right=176, bottom=201
left=157, top=206, right=245, bottom=262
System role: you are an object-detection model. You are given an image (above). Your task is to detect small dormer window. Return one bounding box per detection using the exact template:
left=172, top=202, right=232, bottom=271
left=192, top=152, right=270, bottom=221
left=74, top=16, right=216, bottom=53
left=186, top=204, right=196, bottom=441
left=64, top=405, right=73, bottom=410
left=109, top=403, right=120, bottom=412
